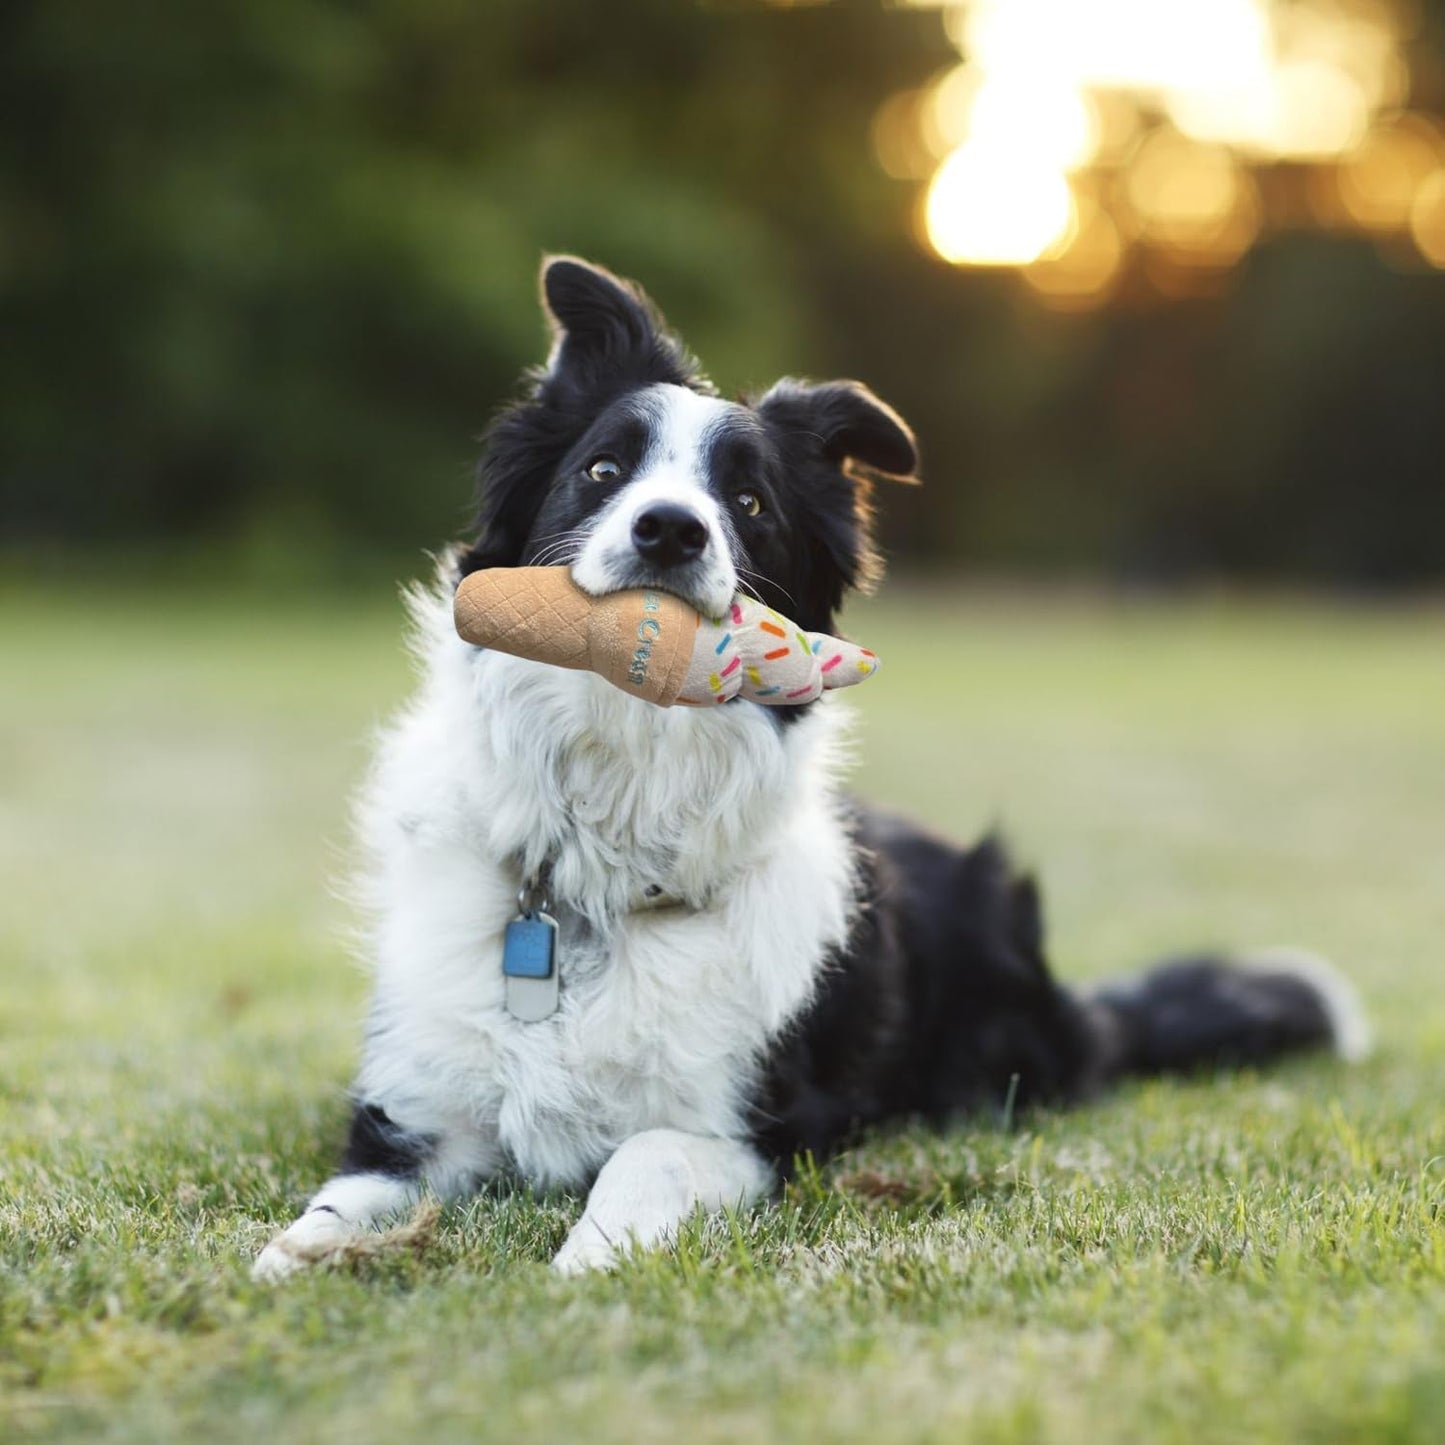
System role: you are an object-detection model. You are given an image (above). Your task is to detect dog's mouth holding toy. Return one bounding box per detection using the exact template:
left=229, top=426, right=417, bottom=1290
left=453, top=566, right=879, bottom=709
left=576, top=560, right=721, bottom=622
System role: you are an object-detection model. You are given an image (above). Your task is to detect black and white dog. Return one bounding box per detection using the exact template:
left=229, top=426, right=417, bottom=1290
left=254, top=258, right=1368, bottom=1280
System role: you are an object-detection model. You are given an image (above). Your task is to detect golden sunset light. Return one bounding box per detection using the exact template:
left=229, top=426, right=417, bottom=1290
left=869, top=0, right=1445, bottom=304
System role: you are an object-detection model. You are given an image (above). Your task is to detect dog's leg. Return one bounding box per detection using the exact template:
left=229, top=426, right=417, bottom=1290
left=552, top=1129, right=773, bottom=1275
left=253, top=1101, right=492, bottom=1282
left=252, top=1171, right=421, bottom=1282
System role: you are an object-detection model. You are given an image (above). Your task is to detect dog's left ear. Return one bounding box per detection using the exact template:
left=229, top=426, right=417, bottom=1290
left=752, top=379, right=918, bottom=630
left=754, top=379, right=918, bottom=483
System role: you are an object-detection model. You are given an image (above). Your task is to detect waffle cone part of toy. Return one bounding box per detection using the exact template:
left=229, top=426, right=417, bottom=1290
left=453, top=566, right=698, bottom=705
left=453, top=567, right=880, bottom=708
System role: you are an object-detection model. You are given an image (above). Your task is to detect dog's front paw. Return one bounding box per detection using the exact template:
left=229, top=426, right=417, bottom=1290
left=251, top=1209, right=355, bottom=1283
left=551, top=1216, right=625, bottom=1275
left=252, top=1237, right=312, bottom=1284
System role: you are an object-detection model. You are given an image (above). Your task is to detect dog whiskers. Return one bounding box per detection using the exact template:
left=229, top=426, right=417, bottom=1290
left=734, top=565, right=795, bottom=610
left=525, top=529, right=592, bottom=568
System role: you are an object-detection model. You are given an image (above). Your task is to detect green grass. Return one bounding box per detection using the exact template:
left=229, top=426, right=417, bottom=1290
left=2, top=582, right=1443, bottom=1444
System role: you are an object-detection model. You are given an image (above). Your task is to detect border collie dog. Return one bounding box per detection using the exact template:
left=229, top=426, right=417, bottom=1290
left=255, top=258, right=1368, bottom=1280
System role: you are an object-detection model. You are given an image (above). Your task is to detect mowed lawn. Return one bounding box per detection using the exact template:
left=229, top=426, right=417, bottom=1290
left=2, top=582, right=1442, bottom=1444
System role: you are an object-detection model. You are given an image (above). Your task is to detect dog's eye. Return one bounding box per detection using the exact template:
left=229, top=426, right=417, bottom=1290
left=736, top=491, right=763, bottom=517
left=586, top=455, right=622, bottom=483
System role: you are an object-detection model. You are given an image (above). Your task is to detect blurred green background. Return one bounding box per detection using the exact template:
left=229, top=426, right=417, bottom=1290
left=4, top=0, right=1444, bottom=589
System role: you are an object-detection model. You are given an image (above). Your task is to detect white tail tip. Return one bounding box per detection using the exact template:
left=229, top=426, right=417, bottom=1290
left=1241, top=947, right=1373, bottom=1063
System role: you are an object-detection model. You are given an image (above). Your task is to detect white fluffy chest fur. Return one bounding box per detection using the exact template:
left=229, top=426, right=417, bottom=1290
left=349, top=583, right=857, bottom=1188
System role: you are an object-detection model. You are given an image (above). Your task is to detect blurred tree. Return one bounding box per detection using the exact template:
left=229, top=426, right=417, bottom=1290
left=1, top=0, right=1442, bottom=584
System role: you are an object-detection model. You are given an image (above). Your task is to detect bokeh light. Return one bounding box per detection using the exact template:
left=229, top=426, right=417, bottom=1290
left=925, top=147, right=1075, bottom=264
left=1022, top=192, right=1126, bottom=307
left=964, top=78, right=1101, bottom=171
left=1410, top=169, right=1445, bottom=267
left=871, top=0, right=1445, bottom=304
left=1336, top=114, right=1445, bottom=230
left=871, top=89, right=939, bottom=179
left=1123, top=130, right=1261, bottom=263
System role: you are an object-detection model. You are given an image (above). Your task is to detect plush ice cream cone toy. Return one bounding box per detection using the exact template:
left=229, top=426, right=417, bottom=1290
left=453, top=567, right=879, bottom=708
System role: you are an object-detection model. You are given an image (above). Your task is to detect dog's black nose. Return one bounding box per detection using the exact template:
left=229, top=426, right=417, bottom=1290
left=631, top=504, right=709, bottom=567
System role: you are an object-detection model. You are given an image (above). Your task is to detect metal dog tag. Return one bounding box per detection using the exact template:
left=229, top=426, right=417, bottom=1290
left=503, top=910, right=559, bottom=1022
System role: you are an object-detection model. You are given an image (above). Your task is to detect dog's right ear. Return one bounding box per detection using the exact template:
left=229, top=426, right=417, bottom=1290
left=539, top=256, right=700, bottom=394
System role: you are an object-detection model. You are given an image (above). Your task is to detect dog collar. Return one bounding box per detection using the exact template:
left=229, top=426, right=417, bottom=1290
left=502, top=864, right=690, bottom=1021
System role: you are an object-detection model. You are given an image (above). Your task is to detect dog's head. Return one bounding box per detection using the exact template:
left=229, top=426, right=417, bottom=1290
left=459, top=257, right=917, bottom=635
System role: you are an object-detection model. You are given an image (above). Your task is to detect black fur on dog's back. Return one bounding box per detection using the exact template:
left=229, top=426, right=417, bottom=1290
left=751, top=812, right=1354, bottom=1170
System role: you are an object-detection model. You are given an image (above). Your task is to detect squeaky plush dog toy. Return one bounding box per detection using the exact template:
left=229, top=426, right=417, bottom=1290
left=453, top=567, right=879, bottom=707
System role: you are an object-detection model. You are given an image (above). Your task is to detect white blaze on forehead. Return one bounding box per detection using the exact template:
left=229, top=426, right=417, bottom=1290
left=638, top=384, right=733, bottom=484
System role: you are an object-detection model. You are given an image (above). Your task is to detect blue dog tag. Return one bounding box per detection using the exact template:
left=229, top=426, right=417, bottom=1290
left=503, top=911, right=559, bottom=1021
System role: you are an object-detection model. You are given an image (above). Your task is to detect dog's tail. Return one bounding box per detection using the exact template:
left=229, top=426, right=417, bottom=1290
left=1080, top=947, right=1371, bottom=1084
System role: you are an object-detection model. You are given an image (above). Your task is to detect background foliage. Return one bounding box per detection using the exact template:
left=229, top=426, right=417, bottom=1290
left=3, top=0, right=1444, bottom=584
